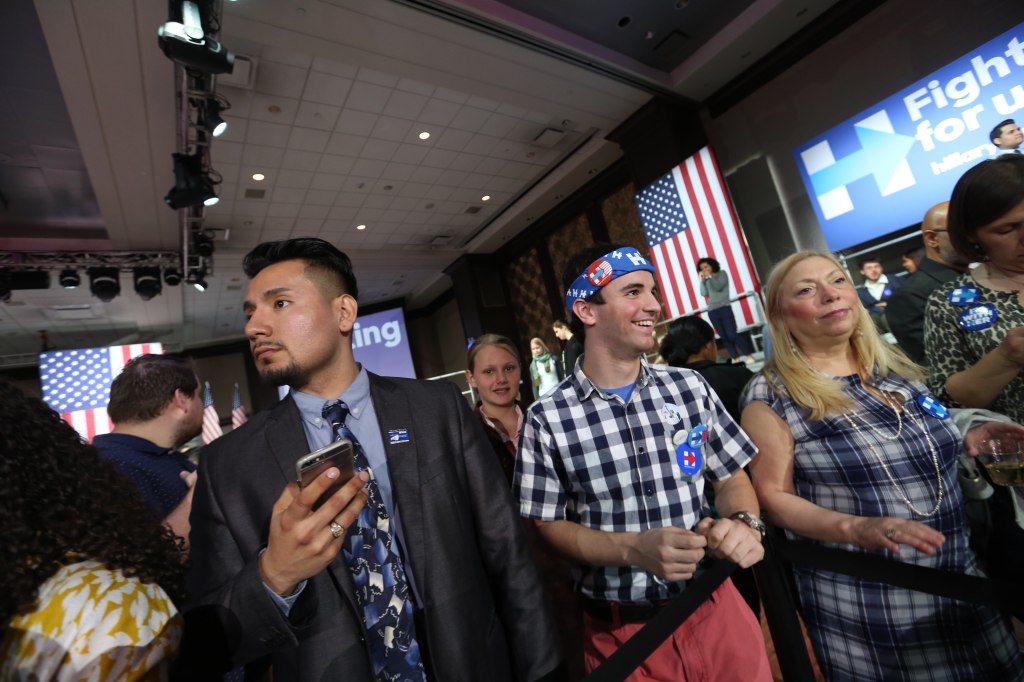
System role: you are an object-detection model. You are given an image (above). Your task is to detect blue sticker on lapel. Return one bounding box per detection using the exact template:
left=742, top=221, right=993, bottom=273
left=947, top=286, right=980, bottom=306
left=958, top=304, right=998, bottom=331
left=676, top=444, right=703, bottom=479
left=387, top=429, right=410, bottom=444
left=687, top=424, right=709, bottom=449
left=883, top=287, right=893, bottom=298
left=916, top=395, right=950, bottom=420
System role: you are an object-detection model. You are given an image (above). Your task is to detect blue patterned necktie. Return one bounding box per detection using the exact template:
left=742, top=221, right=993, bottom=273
left=322, top=400, right=425, bottom=682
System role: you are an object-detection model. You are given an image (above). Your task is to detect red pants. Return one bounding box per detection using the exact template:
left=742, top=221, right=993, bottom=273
left=582, top=578, right=771, bottom=682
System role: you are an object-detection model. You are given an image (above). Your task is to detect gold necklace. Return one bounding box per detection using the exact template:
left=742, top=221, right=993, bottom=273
left=843, top=392, right=944, bottom=517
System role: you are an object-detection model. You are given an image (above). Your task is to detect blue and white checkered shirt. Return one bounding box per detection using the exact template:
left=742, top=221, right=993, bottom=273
left=514, top=358, right=757, bottom=603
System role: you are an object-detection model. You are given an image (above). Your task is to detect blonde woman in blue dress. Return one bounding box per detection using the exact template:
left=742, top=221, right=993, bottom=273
left=740, top=251, right=1024, bottom=682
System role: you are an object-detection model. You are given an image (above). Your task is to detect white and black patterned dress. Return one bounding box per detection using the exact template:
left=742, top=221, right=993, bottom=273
left=743, top=371, right=1023, bottom=682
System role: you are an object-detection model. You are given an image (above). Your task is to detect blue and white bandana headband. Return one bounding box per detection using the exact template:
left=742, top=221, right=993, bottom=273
left=565, top=247, right=657, bottom=311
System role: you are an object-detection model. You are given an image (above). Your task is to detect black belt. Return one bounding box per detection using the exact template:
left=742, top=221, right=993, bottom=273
left=581, top=597, right=672, bottom=624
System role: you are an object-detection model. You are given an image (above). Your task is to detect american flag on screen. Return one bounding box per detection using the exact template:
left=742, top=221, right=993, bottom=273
left=39, top=343, right=163, bottom=442
left=635, top=146, right=762, bottom=328
left=202, top=381, right=223, bottom=444
left=231, top=382, right=248, bottom=430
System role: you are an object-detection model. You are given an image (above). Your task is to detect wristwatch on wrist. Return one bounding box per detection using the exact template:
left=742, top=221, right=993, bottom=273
left=729, top=511, right=767, bottom=540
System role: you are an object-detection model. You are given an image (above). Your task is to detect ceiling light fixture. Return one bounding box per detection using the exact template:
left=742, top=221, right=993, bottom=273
left=193, top=231, right=215, bottom=257
left=163, top=267, right=183, bottom=286
left=59, top=269, right=81, bottom=289
left=199, top=96, right=228, bottom=137
left=190, top=268, right=209, bottom=292
left=356, top=224, right=367, bottom=231
left=252, top=172, right=265, bottom=181
left=481, top=195, right=491, bottom=201
left=418, top=131, right=430, bottom=140
left=88, top=267, right=121, bottom=302
left=133, top=267, right=163, bottom=300
left=165, top=153, right=219, bottom=209
left=157, top=1, right=235, bottom=74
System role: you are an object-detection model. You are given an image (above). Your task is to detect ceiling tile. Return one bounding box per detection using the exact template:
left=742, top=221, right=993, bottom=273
left=436, top=169, right=469, bottom=186
left=214, top=140, right=244, bottom=165
left=450, top=152, right=484, bottom=172
left=275, top=169, right=315, bottom=188
left=294, top=101, right=341, bottom=131
left=496, top=102, right=527, bottom=118
left=327, top=206, right=358, bottom=220
left=267, top=203, right=301, bottom=218
left=381, top=162, right=416, bottom=181
left=363, top=194, right=393, bottom=209
left=334, top=191, right=365, bottom=207
left=255, top=61, right=308, bottom=99
left=396, top=78, right=434, bottom=97
left=409, top=166, right=442, bottom=184
left=370, top=116, right=413, bottom=142
left=466, top=95, right=500, bottom=111
left=433, top=87, right=470, bottom=104
left=360, top=139, right=398, bottom=162
left=345, top=81, right=392, bottom=114
left=246, top=120, right=292, bottom=147
left=389, top=197, right=421, bottom=211
left=288, top=127, right=331, bottom=153
left=303, top=71, right=353, bottom=108
left=435, top=128, right=473, bottom=152
left=422, top=148, right=457, bottom=169
left=305, top=189, right=337, bottom=206
left=293, top=218, right=324, bottom=233
left=234, top=199, right=270, bottom=217
left=249, top=94, right=299, bottom=125
left=264, top=216, right=296, bottom=231
left=398, top=182, right=431, bottom=199
left=311, top=56, right=358, bottom=79
left=391, top=143, right=429, bottom=165
left=326, top=132, right=366, bottom=157
left=216, top=162, right=240, bottom=183
left=380, top=210, right=407, bottom=223
left=281, top=149, right=321, bottom=171
left=271, top=187, right=307, bottom=204
left=351, top=158, right=388, bottom=177
left=220, top=88, right=253, bottom=118
left=316, top=154, right=356, bottom=175
left=218, top=115, right=248, bottom=143
left=357, top=67, right=399, bottom=88
left=418, top=99, right=461, bottom=127
left=336, top=109, right=378, bottom=136
left=474, top=156, right=505, bottom=175
left=480, top=112, right=519, bottom=137
left=299, top=204, right=330, bottom=219
left=310, top=173, right=346, bottom=191
left=261, top=47, right=312, bottom=70
left=449, top=107, right=491, bottom=133
left=242, top=145, right=285, bottom=168
left=382, top=90, right=428, bottom=120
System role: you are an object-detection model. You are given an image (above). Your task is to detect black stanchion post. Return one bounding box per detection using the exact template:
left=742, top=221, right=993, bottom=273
left=753, top=536, right=817, bottom=682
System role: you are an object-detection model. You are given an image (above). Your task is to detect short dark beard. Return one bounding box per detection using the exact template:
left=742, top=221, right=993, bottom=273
left=258, top=362, right=308, bottom=389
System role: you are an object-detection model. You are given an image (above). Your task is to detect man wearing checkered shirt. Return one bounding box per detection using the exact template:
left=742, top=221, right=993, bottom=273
left=514, top=244, right=771, bottom=680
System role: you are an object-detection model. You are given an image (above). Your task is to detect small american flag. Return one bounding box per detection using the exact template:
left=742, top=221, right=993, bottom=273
left=39, top=343, right=163, bottom=442
left=231, top=382, right=248, bottom=430
left=202, top=381, right=223, bottom=444
left=635, top=146, right=762, bottom=328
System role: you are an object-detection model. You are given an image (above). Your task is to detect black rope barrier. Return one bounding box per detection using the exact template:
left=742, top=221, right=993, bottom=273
left=582, top=559, right=736, bottom=682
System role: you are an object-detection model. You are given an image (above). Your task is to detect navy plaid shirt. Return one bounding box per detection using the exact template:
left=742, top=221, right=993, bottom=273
left=514, top=358, right=757, bottom=603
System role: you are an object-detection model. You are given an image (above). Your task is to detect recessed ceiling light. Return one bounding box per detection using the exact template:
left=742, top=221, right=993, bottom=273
left=418, top=131, right=430, bottom=140
left=252, top=173, right=265, bottom=181
left=356, top=224, right=367, bottom=230
left=481, top=195, right=491, bottom=201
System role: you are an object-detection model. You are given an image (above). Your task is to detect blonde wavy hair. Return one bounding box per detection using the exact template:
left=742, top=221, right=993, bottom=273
left=762, top=251, right=923, bottom=421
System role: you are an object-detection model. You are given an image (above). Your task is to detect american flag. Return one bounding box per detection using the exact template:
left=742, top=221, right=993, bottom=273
left=231, top=382, right=248, bottom=430
left=39, top=343, right=163, bottom=442
left=635, top=146, right=762, bottom=328
left=202, top=381, right=223, bottom=444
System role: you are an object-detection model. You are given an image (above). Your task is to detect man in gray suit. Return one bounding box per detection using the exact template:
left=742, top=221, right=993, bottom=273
left=184, top=238, right=562, bottom=681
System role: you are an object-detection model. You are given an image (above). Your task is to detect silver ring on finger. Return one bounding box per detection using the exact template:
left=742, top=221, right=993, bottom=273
left=885, top=527, right=897, bottom=540
left=329, top=521, right=345, bottom=539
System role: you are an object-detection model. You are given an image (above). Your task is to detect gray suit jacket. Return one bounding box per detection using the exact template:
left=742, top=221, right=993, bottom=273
left=183, top=373, right=560, bottom=681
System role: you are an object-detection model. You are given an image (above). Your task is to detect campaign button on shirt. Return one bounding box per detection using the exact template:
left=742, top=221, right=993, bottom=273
left=687, top=424, right=709, bottom=449
left=958, top=304, right=998, bottom=331
left=916, top=395, right=950, bottom=420
left=675, top=444, right=703, bottom=479
left=947, top=286, right=980, bottom=306
left=660, top=403, right=683, bottom=427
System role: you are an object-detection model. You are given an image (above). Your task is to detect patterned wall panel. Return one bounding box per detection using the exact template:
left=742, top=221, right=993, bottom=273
left=503, top=246, right=552, bottom=358
left=602, top=181, right=649, bottom=256
left=546, top=213, right=592, bottom=293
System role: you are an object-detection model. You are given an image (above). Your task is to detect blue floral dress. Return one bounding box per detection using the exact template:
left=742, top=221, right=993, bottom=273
left=743, top=371, right=1023, bottom=682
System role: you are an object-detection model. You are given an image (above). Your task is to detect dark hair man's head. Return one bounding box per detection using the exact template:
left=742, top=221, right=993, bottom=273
left=858, top=256, right=883, bottom=283
left=243, top=238, right=359, bottom=301
left=990, top=119, right=1022, bottom=149
left=107, top=354, right=199, bottom=424
left=659, top=315, right=715, bottom=366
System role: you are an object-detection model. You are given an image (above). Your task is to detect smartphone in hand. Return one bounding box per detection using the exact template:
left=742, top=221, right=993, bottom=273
left=295, top=439, right=356, bottom=510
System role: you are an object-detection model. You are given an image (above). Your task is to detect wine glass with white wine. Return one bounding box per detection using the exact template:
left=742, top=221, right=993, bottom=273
left=978, top=438, right=1024, bottom=487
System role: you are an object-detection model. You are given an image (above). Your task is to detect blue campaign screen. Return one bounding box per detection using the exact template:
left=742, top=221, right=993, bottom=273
left=793, top=22, right=1024, bottom=251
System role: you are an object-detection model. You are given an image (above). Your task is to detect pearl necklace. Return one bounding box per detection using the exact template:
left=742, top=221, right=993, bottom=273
left=843, top=391, right=944, bottom=517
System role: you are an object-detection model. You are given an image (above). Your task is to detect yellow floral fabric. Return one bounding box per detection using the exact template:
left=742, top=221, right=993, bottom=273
left=0, top=560, right=181, bottom=681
